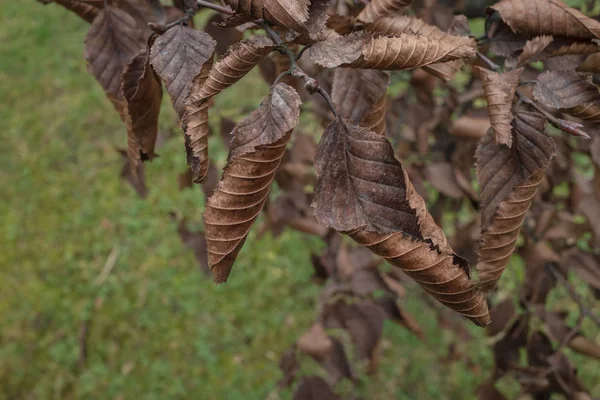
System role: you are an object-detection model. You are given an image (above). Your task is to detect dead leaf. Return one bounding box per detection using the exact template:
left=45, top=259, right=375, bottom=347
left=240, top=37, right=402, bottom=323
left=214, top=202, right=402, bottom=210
left=298, top=323, right=333, bottom=359
left=204, top=83, right=301, bottom=283
left=121, top=51, right=162, bottom=169
left=313, top=119, right=490, bottom=326
left=149, top=24, right=216, bottom=117
left=223, top=0, right=310, bottom=33
left=534, top=70, right=600, bottom=124
left=41, top=0, right=101, bottom=23
left=331, top=68, right=389, bottom=123
left=474, top=66, right=524, bottom=147
left=84, top=6, right=146, bottom=97
left=293, top=376, right=339, bottom=400
left=357, top=0, right=412, bottom=24
left=476, top=112, right=556, bottom=291
left=490, top=0, right=600, bottom=39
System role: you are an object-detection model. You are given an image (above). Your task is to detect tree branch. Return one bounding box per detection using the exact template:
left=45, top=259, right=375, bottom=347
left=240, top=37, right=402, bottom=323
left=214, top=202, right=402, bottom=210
left=197, top=0, right=235, bottom=15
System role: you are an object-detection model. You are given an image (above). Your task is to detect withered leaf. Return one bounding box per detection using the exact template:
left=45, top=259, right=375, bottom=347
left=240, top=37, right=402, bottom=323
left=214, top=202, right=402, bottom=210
left=189, top=35, right=275, bottom=104
left=313, top=119, right=490, bottom=326
left=512, top=35, right=554, bottom=68
left=360, top=93, right=388, bottom=137
left=223, top=0, right=310, bottom=33
left=172, top=0, right=197, bottom=12
left=534, top=70, right=600, bottom=124
left=357, top=0, right=412, bottom=24
left=476, top=112, right=556, bottom=291
left=323, top=299, right=385, bottom=368
left=121, top=51, right=162, bottom=169
left=176, top=219, right=209, bottom=274
left=204, top=83, right=301, bottom=283
left=310, top=32, right=475, bottom=70
left=490, top=0, right=600, bottom=39
left=331, top=68, right=389, bottom=123
left=293, top=376, right=339, bottom=400
left=475, top=66, right=523, bottom=147
left=149, top=24, right=216, bottom=117
left=297, top=323, right=333, bottom=359
left=367, top=15, right=475, bottom=48
left=84, top=6, right=146, bottom=97
left=41, top=0, right=100, bottom=23
left=117, top=148, right=148, bottom=198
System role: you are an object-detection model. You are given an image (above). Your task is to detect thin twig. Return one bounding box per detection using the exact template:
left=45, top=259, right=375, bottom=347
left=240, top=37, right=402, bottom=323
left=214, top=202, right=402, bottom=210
left=546, top=263, right=600, bottom=326
left=261, top=22, right=338, bottom=117
left=94, top=246, right=120, bottom=286
left=476, top=51, right=500, bottom=71
left=197, top=0, right=235, bottom=15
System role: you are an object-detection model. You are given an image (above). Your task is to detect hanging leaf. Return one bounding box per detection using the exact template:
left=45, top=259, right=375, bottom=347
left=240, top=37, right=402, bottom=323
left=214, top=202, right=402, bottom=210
left=172, top=0, right=197, bottom=12
left=309, top=32, right=475, bottom=70
left=475, top=66, right=524, bottom=147
left=476, top=112, right=556, bottom=291
left=510, top=35, right=553, bottom=68
left=149, top=24, right=216, bottom=118
left=223, top=0, right=310, bottom=33
left=533, top=70, right=600, bottom=124
left=313, top=119, right=490, bottom=326
left=39, top=0, right=101, bottom=23
left=121, top=51, right=163, bottom=169
left=84, top=6, right=146, bottom=97
left=189, top=35, right=275, bottom=104
left=360, top=93, right=388, bottom=136
left=184, top=35, right=275, bottom=182
left=489, top=0, right=600, bottom=39
left=204, top=83, right=301, bottom=283
left=357, top=0, right=412, bottom=23
left=331, top=68, right=389, bottom=123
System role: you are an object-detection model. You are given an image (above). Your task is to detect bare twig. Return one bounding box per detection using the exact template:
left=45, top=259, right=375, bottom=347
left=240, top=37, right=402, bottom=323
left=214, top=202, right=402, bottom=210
left=94, top=246, right=120, bottom=285
left=261, top=22, right=338, bottom=118
left=197, top=0, right=235, bottom=15
left=546, top=263, right=600, bottom=326
left=476, top=51, right=501, bottom=71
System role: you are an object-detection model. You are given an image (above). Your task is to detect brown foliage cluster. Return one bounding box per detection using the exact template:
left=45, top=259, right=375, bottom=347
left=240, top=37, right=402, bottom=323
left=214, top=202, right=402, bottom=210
left=39, top=0, right=600, bottom=398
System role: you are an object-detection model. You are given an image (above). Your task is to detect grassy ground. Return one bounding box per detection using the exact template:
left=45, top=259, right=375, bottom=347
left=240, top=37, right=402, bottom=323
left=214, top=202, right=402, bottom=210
left=1, top=3, right=598, bottom=400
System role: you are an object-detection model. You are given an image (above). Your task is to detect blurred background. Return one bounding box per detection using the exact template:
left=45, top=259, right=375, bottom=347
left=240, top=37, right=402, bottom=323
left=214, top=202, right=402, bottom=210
left=1, top=1, right=599, bottom=399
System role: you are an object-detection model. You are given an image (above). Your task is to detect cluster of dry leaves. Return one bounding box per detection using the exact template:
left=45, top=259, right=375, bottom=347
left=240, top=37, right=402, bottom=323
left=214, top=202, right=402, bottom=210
left=39, top=0, right=600, bottom=398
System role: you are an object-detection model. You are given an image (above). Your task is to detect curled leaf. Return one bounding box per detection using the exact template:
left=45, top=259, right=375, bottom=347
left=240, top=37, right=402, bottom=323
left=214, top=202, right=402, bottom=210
left=512, top=35, right=553, bottom=68
left=313, top=119, right=490, bottom=326
left=476, top=112, right=556, bottom=291
left=310, top=32, right=475, bottom=70
left=475, top=66, right=524, bottom=147
left=223, top=0, right=310, bottom=33
left=533, top=70, right=600, bottom=124
left=204, top=83, right=301, bottom=283
left=121, top=51, right=162, bottom=169
left=189, top=35, right=275, bottom=104
left=357, top=0, right=412, bottom=24
left=40, top=0, right=101, bottom=23
left=489, top=0, right=600, bottom=39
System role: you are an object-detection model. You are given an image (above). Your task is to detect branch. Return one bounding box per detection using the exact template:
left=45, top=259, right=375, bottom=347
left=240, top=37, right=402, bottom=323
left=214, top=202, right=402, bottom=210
left=261, top=22, right=338, bottom=118
left=197, top=0, right=235, bottom=15
left=546, top=263, right=600, bottom=326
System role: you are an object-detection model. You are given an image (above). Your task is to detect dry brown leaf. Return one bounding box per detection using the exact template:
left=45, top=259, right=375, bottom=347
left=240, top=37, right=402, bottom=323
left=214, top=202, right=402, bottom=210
left=514, top=35, right=554, bottom=68
left=357, top=0, right=412, bottom=24
left=311, top=32, right=475, bottom=70
left=204, top=83, right=301, bottom=283
left=172, top=0, right=197, bottom=12
left=534, top=70, right=600, bottom=124
left=121, top=51, right=162, bottom=169
left=41, top=0, right=101, bottom=23
left=313, top=119, right=490, bottom=326
left=84, top=6, right=146, bottom=97
left=450, top=116, right=491, bottom=139
left=476, top=112, right=556, bottom=291
left=223, top=0, right=310, bottom=33
left=422, top=162, right=465, bottom=199
left=490, top=0, right=600, bottom=39
left=578, top=53, right=600, bottom=73
left=149, top=24, right=216, bottom=118
left=360, top=93, right=388, bottom=136
left=293, top=376, right=340, bottom=400
left=331, top=68, right=389, bottom=123
left=189, top=35, right=275, bottom=104
left=475, top=66, right=524, bottom=147
left=297, top=323, right=333, bottom=359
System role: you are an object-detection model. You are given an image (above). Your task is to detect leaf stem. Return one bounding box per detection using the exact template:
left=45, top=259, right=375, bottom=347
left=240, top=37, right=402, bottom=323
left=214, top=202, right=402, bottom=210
left=196, top=0, right=234, bottom=15
left=476, top=51, right=500, bottom=72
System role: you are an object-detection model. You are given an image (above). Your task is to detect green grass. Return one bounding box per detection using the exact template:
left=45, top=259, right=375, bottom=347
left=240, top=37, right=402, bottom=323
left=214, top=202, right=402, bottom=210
left=1, top=3, right=599, bottom=400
